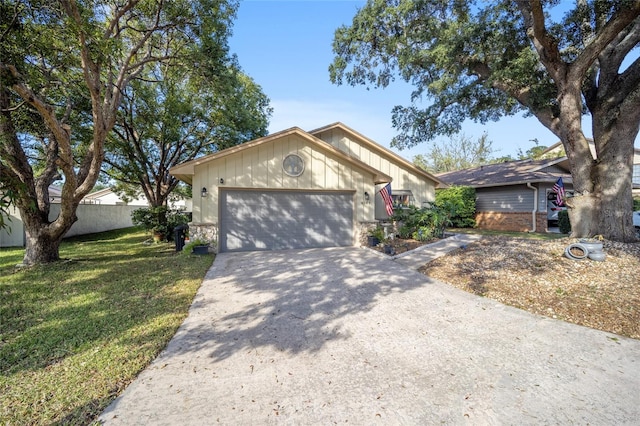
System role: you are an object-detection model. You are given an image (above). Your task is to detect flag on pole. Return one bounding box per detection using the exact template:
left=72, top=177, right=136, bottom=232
left=379, top=183, right=394, bottom=216
left=552, top=177, right=565, bottom=206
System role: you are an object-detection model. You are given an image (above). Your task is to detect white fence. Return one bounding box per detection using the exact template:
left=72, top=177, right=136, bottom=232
left=0, top=204, right=140, bottom=248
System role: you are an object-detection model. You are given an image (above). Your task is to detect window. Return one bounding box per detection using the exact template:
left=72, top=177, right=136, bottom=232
left=392, top=190, right=414, bottom=208
left=633, top=164, right=640, bottom=185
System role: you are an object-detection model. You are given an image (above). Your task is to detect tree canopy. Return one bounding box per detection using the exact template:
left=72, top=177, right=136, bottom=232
left=413, top=133, right=496, bottom=173
left=104, top=32, right=271, bottom=208
left=0, top=0, right=248, bottom=264
left=331, top=0, right=640, bottom=241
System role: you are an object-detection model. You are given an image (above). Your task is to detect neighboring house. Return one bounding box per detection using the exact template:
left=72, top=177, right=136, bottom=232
left=437, top=158, right=573, bottom=233
left=82, top=188, right=147, bottom=206
left=169, top=122, right=441, bottom=252
left=542, top=140, right=640, bottom=197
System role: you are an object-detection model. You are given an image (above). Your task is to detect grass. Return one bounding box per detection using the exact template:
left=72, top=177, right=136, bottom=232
left=448, top=227, right=568, bottom=240
left=0, top=228, right=214, bottom=425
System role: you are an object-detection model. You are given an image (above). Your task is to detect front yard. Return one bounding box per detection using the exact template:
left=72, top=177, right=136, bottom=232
left=0, top=228, right=213, bottom=425
left=421, top=235, right=640, bottom=339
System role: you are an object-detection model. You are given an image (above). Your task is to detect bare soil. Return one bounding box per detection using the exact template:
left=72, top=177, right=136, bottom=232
left=418, top=236, right=640, bottom=340
left=369, top=237, right=433, bottom=255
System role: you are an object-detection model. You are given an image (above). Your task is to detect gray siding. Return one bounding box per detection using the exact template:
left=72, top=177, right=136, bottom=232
left=476, top=185, right=535, bottom=212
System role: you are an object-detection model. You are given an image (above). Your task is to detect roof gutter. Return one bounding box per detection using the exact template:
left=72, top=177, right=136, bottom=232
left=527, top=182, right=538, bottom=233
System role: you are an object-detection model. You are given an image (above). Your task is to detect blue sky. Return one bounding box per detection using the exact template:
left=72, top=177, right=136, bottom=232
left=229, top=0, right=637, bottom=161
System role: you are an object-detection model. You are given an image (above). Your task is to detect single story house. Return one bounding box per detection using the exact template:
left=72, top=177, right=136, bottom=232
left=437, top=157, right=573, bottom=233
left=169, top=122, right=441, bottom=252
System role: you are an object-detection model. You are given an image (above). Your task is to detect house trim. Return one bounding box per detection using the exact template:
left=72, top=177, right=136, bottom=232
left=169, top=126, right=393, bottom=185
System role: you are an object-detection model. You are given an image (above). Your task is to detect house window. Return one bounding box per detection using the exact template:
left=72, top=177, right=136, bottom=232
left=633, top=164, right=640, bottom=185
left=392, top=190, right=414, bottom=208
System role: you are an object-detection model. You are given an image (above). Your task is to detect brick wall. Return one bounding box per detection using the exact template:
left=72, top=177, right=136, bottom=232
left=475, top=212, right=548, bottom=233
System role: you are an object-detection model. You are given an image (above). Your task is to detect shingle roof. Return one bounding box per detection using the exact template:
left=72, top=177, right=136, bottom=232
left=436, top=158, right=572, bottom=188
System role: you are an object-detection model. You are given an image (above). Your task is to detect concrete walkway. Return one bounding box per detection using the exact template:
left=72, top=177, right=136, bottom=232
left=390, top=233, right=483, bottom=269
left=99, top=241, right=640, bottom=425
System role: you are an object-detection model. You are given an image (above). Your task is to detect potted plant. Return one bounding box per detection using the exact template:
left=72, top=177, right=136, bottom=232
left=367, top=226, right=385, bottom=246
left=182, top=238, right=210, bottom=255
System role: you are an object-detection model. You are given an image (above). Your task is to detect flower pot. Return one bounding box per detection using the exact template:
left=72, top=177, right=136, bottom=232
left=368, top=236, right=380, bottom=247
left=192, top=245, right=209, bottom=255
left=579, top=239, right=603, bottom=253
left=588, top=251, right=606, bottom=261
left=564, top=243, right=588, bottom=260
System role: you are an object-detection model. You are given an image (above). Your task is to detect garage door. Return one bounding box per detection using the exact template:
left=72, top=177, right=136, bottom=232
left=219, top=190, right=354, bottom=252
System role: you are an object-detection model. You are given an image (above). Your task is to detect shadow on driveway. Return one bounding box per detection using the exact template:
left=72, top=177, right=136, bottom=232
left=100, top=247, right=640, bottom=425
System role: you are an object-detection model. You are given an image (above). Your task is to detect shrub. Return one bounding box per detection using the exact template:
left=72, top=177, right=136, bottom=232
left=391, top=205, right=451, bottom=240
left=558, top=210, right=571, bottom=234
left=634, top=197, right=640, bottom=211
left=435, top=186, right=476, bottom=228
left=131, top=206, right=189, bottom=240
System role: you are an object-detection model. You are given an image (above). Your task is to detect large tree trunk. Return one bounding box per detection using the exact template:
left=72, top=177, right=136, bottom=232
left=590, top=107, right=637, bottom=242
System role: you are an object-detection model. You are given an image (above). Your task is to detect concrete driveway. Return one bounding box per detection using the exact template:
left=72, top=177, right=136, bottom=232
left=99, top=247, right=640, bottom=425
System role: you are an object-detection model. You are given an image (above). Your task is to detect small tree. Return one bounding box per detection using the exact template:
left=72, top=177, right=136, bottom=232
left=413, top=133, right=495, bottom=173
left=435, top=186, right=476, bottom=228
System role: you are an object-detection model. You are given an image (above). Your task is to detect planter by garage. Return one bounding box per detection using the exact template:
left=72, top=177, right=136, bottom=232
left=367, top=236, right=380, bottom=247
left=192, top=245, right=209, bottom=255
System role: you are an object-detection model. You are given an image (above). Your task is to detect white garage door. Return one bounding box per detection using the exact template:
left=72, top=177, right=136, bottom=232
left=219, top=190, right=354, bottom=252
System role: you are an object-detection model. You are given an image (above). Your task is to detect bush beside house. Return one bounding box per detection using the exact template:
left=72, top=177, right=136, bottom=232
left=558, top=210, right=571, bottom=234
left=435, top=185, right=476, bottom=228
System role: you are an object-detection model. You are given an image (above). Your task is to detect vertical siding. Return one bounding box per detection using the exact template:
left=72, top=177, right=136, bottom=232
left=196, top=134, right=376, bottom=223
left=316, top=128, right=436, bottom=209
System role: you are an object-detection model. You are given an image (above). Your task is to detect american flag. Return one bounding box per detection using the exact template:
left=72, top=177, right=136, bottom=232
left=379, top=183, right=394, bottom=216
left=552, top=177, right=565, bottom=206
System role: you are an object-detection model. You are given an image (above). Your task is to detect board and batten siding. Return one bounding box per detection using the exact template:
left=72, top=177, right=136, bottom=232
left=191, top=134, right=375, bottom=224
left=476, top=185, right=536, bottom=213
left=313, top=128, right=436, bottom=210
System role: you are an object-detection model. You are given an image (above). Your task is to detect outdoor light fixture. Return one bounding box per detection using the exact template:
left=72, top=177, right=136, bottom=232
left=201, top=187, right=207, bottom=197
left=219, top=178, right=224, bottom=184
left=364, top=191, right=370, bottom=202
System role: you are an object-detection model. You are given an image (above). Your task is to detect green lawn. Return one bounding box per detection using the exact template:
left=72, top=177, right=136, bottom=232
left=448, top=227, right=568, bottom=240
left=0, top=228, right=213, bottom=425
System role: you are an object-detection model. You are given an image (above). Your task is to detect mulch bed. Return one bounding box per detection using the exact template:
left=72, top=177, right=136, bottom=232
left=369, top=237, right=437, bottom=255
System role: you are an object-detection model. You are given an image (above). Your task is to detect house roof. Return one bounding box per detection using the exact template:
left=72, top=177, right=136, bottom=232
left=308, top=122, right=443, bottom=186
left=169, top=126, right=393, bottom=185
left=437, top=158, right=572, bottom=188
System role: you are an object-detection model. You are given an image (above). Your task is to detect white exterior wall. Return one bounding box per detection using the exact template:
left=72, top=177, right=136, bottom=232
left=0, top=204, right=139, bottom=247
left=0, top=205, right=24, bottom=247
left=191, top=134, right=376, bottom=225
left=50, top=204, right=139, bottom=238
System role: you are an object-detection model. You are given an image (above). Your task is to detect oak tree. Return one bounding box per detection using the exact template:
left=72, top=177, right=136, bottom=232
left=0, top=0, right=239, bottom=264
left=330, top=0, right=640, bottom=241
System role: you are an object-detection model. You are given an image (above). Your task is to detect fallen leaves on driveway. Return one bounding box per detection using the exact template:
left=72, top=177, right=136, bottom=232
left=419, top=236, right=640, bottom=340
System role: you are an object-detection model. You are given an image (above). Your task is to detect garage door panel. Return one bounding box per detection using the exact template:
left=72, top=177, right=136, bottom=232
left=220, top=190, right=353, bottom=252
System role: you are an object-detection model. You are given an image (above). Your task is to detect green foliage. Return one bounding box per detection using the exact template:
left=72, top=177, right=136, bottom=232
left=105, top=61, right=272, bottom=207
left=329, top=0, right=639, bottom=152
left=413, top=133, right=496, bottom=173
left=435, top=186, right=476, bottom=228
left=182, top=238, right=211, bottom=255
left=392, top=205, right=451, bottom=241
left=558, top=210, right=571, bottom=234
left=131, top=206, right=189, bottom=238
left=367, top=226, right=385, bottom=241
left=633, top=198, right=640, bottom=211
left=0, top=228, right=213, bottom=424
